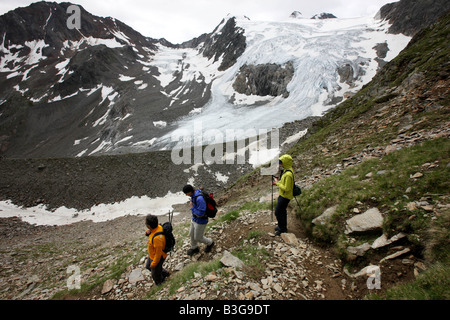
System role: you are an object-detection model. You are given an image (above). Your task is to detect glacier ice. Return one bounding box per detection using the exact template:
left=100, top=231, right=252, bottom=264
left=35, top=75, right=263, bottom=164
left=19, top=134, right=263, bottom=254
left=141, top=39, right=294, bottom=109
left=155, top=15, right=411, bottom=149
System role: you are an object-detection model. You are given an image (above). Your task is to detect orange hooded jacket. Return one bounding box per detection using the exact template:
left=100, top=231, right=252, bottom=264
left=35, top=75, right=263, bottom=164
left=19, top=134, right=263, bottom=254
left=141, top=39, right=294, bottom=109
left=147, top=225, right=168, bottom=268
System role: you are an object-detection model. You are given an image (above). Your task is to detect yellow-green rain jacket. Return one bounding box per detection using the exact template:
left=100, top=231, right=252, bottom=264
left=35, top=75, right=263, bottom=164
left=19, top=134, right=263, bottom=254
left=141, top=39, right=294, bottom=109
left=276, top=154, right=294, bottom=200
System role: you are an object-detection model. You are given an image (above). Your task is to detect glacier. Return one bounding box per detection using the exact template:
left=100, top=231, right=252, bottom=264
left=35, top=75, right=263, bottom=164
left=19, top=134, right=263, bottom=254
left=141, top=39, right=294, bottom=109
left=0, top=6, right=412, bottom=159
left=153, top=14, right=411, bottom=149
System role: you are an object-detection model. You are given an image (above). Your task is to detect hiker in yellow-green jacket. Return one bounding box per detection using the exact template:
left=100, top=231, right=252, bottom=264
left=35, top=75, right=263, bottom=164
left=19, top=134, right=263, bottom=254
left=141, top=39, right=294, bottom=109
left=272, top=154, right=294, bottom=236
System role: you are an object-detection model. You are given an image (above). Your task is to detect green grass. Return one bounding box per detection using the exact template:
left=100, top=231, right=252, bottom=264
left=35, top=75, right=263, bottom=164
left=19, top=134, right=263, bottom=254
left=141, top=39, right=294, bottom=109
left=367, top=261, right=450, bottom=300
left=246, top=230, right=265, bottom=241
left=144, top=258, right=223, bottom=299
left=232, top=243, right=271, bottom=277
left=211, top=200, right=271, bottom=225
left=296, top=137, right=449, bottom=246
left=367, top=210, right=450, bottom=300
left=293, top=137, right=449, bottom=299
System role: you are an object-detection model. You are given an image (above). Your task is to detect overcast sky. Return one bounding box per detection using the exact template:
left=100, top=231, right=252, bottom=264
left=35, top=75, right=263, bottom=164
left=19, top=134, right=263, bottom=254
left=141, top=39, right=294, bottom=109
left=0, top=0, right=397, bottom=43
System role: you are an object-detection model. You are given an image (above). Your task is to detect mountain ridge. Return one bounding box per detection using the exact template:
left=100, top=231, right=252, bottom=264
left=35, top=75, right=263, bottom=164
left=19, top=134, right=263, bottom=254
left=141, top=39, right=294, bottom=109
left=1, top=0, right=435, bottom=158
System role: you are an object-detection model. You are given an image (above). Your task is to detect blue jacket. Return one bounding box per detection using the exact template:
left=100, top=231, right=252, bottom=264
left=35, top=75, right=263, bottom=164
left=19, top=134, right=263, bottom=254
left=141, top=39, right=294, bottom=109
left=191, top=189, right=208, bottom=225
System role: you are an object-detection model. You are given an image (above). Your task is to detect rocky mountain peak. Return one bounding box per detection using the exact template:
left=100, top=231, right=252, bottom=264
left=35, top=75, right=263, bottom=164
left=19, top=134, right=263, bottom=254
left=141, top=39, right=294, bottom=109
left=311, top=12, right=337, bottom=20
left=376, top=0, right=450, bottom=36
left=0, top=1, right=157, bottom=58
left=200, top=16, right=246, bottom=71
left=289, top=11, right=303, bottom=19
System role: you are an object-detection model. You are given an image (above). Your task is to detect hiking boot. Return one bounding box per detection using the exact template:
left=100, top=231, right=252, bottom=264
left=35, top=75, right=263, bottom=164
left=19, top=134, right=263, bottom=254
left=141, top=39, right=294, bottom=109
left=187, top=247, right=199, bottom=256
left=162, top=269, right=170, bottom=281
left=274, top=226, right=281, bottom=232
left=204, top=241, right=215, bottom=253
left=275, top=230, right=287, bottom=236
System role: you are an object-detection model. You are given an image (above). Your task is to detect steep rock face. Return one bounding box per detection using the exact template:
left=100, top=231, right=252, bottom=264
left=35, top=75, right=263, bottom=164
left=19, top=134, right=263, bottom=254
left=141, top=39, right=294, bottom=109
left=0, top=2, right=156, bottom=58
left=377, top=0, right=450, bottom=36
left=232, top=62, right=294, bottom=97
left=200, top=17, right=246, bottom=71
left=0, top=1, right=162, bottom=158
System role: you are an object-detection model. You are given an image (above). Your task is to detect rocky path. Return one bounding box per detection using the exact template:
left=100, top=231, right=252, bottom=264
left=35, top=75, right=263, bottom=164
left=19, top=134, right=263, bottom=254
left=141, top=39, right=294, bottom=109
left=161, top=210, right=351, bottom=301
left=0, top=199, right=361, bottom=301
left=90, top=201, right=362, bottom=301
left=1, top=125, right=446, bottom=300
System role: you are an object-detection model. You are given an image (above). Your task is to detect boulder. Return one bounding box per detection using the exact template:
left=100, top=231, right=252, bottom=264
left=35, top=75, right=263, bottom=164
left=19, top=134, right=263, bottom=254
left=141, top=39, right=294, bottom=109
left=220, top=250, right=244, bottom=269
left=345, top=208, right=383, bottom=234
left=380, top=248, right=411, bottom=263
left=347, top=242, right=371, bottom=256
left=344, top=265, right=380, bottom=278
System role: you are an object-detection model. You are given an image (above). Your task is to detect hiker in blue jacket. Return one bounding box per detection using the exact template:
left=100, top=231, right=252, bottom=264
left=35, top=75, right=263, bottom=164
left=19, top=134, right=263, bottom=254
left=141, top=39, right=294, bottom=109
left=183, top=185, right=214, bottom=256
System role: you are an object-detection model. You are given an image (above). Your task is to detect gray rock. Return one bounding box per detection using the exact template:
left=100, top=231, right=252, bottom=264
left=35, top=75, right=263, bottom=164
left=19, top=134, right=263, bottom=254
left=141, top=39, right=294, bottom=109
left=128, top=268, right=145, bottom=284
left=281, top=233, right=299, bottom=245
left=220, top=250, right=244, bottom=269
left=273, top=283, right=283, bottom=294
left=345, top=208, right=383, bottom=234
left=312, top=206, right=338, bottom=225
left=174, top=262, right=185, bottom=271
left=344, top=265, right=380, bottom=278
left=371, top=232, right=406, bottom=249
left=380, top=248, right=411, bottom=263
left=347, top=242, right=371, bottom=256
left=232, top=62, right=294, bottom=98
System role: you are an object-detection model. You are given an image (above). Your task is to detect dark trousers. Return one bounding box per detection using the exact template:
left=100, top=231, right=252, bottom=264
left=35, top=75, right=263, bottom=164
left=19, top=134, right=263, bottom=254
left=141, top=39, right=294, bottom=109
left=275, top=196, right=290, bottom=232
left=145, top=256, right=169, bottom=285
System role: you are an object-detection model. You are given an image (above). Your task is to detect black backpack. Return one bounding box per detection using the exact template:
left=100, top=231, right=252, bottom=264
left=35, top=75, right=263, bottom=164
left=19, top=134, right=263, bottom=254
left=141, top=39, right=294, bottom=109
left=284, top=170, right=302, bottom=197
left=194, top=190, right=218, bottom=218
left=152, top=222, right=176, bottom=253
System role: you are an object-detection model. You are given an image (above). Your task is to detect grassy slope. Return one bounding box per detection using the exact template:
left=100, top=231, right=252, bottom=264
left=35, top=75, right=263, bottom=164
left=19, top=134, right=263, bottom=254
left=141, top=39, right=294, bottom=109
left=293, top=13, right=449, bottom=299
left=226, top=13, right=450, bottom=299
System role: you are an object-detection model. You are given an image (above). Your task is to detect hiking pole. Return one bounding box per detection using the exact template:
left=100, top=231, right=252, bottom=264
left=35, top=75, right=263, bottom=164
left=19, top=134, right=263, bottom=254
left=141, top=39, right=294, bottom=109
left=168, top=210, right=174, bottom=256
left=293, top=196, right=301, bottom=211
left=169, top=210, right=173, bottom=224
left=271, top=175, right=274, bottom=222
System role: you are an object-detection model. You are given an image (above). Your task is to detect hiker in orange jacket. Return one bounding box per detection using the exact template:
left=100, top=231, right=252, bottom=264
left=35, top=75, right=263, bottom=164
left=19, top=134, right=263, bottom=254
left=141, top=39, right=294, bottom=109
left=144, top=214, right=169, bottom=285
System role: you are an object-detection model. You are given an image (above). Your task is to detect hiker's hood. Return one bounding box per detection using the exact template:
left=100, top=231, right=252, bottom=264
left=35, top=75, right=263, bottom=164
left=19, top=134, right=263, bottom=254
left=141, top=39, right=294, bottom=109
left=279, top=154, right=293, bottom=170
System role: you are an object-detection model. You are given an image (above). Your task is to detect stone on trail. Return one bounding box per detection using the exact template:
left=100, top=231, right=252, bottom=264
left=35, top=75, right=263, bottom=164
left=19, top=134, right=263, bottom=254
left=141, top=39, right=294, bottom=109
left=220, top=250, right=244, bottom=268
left=101, top=279, right=115, bottom=295
left=128, top=268, right=145, bottom=284
left=281, top=233, right=299, bottom=245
